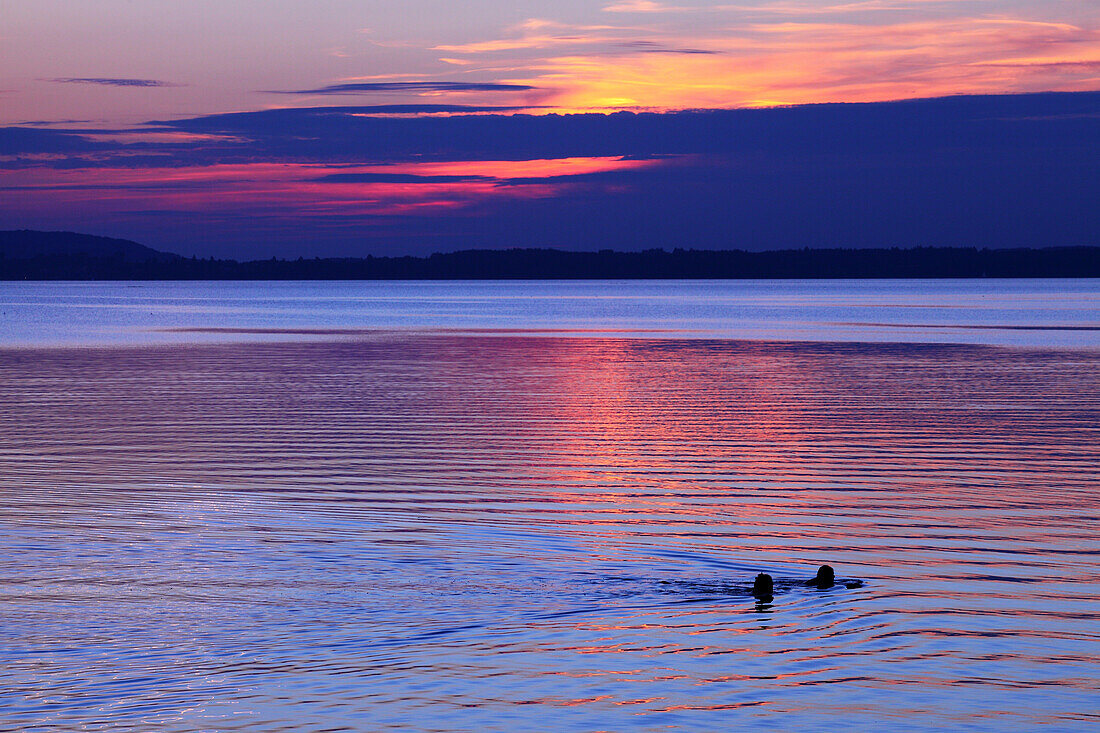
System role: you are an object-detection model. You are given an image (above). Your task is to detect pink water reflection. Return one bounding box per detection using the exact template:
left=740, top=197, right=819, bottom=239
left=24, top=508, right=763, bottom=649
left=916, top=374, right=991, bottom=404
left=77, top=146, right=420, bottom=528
left=1, top=334, right=1098, bottom=729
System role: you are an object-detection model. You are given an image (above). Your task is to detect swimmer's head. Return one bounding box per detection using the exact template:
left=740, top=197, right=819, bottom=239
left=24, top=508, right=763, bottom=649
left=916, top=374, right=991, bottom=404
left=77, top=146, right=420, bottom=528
left=815, top=565, right=835, bottom=587
left=753, top=573, right=774, bottom=598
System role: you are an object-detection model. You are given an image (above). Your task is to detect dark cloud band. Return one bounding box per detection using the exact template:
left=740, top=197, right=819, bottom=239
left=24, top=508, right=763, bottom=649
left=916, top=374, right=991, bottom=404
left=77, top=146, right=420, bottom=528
left=49, top=78, right=180, bottom=88
left=273, top=81, right=537, bottom=95
left=3, top=91, right=1099, bottom=256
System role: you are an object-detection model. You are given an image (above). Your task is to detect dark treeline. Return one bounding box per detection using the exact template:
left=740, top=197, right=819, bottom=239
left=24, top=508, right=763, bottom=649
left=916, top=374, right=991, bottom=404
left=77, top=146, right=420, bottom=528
left=2, top=244, right=1099, bottom=280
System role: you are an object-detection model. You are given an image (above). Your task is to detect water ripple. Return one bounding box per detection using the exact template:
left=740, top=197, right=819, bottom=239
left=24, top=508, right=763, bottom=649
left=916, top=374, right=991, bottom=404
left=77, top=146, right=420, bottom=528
left=1, top=335, right=1098, bottom=731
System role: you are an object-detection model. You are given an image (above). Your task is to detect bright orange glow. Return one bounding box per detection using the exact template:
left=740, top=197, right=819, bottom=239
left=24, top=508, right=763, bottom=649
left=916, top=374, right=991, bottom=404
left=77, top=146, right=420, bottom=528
left=444, top=17, right=1100, bottom=111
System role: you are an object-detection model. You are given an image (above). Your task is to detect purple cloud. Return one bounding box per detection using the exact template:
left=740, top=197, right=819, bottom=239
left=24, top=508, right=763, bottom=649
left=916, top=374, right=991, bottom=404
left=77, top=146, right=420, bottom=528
left=49, top=78, right=181, bottom=88
left=619, top=40, right=716, bottom=54
left=274, top=81, right=537, bottom=95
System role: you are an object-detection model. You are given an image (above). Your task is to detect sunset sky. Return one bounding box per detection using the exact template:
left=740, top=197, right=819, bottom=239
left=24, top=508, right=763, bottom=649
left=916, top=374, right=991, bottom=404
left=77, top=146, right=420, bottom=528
left=2, top=0, right=1098, bottom=256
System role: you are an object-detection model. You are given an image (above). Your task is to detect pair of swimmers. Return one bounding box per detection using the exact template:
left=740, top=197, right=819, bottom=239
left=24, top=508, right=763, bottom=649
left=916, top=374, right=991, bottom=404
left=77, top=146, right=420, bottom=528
left=752, top=565, right=857, bottom=601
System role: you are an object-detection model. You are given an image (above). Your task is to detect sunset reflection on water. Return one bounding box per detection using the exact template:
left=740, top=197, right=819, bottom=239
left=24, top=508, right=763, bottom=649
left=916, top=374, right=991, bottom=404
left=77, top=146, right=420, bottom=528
left=1, top=335, right=1098, bottom=730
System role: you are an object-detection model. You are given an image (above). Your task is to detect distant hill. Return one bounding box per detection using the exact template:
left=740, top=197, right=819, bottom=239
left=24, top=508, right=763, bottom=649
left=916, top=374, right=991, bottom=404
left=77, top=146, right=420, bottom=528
left=1, top=230, right=1098, bottom=280
left=0, top=230, right=179, bottom=263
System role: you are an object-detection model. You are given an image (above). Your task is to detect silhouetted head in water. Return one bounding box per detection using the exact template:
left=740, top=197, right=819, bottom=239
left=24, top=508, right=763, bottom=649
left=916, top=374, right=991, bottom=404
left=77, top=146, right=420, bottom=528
left=752, top=573, right=774, bottom=600
left=808, top=565, right=835, bottom=588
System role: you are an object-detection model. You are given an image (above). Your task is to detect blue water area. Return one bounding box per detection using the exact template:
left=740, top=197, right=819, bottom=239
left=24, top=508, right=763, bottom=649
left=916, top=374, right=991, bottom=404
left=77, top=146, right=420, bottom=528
left=0, top=282, right=1098, bottom=731
left=0, top=278, right=1098, bottom=348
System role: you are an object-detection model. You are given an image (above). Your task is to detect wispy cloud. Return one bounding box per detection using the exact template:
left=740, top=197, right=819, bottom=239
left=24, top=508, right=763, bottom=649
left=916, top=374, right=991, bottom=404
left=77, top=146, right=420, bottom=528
left=603, top=1, right=680, bottom=12
left=49, top=78, right=181, bottom=88
left=602, top=1, right=995, bottom=16
left=620, top=40, right=718, bottom=54
left=434, top=19, right=625, bottom=54
left=977, top=59, right=1100, bottom=70
left=273, top=81, right=538, bottom=95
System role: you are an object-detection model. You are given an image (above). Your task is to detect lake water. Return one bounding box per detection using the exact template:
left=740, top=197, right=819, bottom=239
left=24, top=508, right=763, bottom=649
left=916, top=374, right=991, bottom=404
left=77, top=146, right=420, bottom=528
left=1, top=279, right=1098, bottom=348
left=1, top=280, right=1098, bottom=731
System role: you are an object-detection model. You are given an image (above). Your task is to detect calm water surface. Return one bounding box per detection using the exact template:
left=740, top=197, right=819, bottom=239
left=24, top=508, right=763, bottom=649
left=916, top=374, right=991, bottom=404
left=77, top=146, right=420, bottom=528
left=1, top=281, right=1098, bottom=731
left=1, top=279, right=1098, bottom=347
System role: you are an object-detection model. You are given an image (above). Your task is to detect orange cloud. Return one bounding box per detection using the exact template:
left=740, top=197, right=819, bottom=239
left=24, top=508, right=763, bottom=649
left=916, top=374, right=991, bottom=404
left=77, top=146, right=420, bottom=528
left=493, top=17, right=1100, bottom=110
left=434, top=18, right=627, bottom=54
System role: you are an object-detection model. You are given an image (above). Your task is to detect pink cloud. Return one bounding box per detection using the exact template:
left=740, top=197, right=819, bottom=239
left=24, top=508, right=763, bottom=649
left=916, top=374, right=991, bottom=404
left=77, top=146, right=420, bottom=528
left=0, top=157, right=660, bottom=222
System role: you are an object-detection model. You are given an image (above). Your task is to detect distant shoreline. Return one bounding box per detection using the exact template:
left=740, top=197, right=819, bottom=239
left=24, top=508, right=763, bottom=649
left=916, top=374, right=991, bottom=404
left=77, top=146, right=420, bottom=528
left=1, top=231, right=1098, bottom=280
